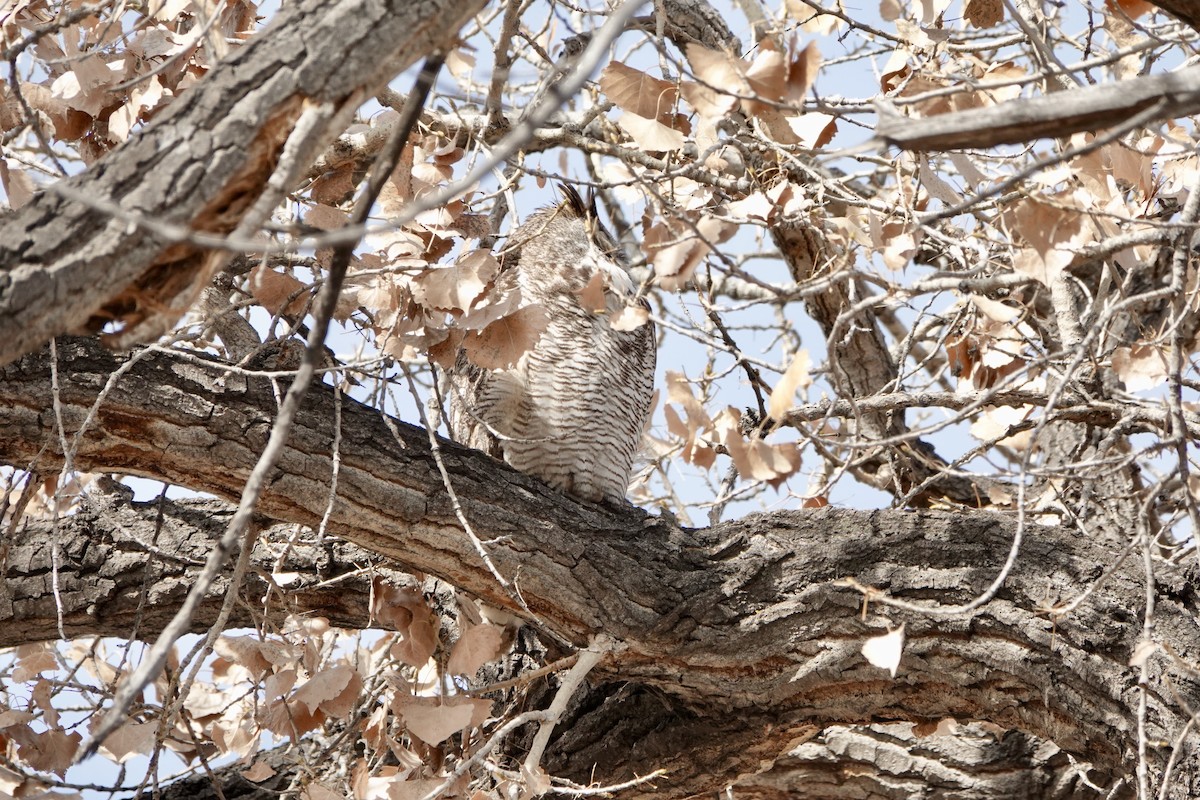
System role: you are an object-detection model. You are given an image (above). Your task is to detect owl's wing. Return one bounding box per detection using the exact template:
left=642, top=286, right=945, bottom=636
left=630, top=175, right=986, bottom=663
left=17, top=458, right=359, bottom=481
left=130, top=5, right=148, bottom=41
left=442, top=353, right=502, bottom=458
left=441, top=260, right=529, bottom=460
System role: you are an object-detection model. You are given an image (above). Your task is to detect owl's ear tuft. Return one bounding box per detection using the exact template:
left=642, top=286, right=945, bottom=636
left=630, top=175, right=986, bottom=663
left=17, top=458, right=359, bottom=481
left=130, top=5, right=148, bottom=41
left=558, top=183, right=598, bottom=221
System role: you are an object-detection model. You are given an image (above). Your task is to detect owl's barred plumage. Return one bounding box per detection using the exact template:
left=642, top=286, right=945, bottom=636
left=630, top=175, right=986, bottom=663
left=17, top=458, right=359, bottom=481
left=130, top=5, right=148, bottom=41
left=444, top=186, right=656, bottom=502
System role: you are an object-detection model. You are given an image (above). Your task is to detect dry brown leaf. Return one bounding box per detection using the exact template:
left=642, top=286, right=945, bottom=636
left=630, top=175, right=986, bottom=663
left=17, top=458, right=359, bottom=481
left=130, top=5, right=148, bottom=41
left=249, top=265, right=311, bottom=317
left=299, top=207, right=344, bottom=239
left=665, top=372, right=717, bottom=469
left=393, top=695, right=491, bottom=747
left=745, top=48, right=787, bottom=109
left=964, top=0, right=1003, bottom=28
left=0, top=710, right=35, bottom=729
left=574, top=271, right=608, bottom=314
left=767, top=349, right=811, bottom=422
left=310, top=164, right=356, bottom=205
left=446, top=623, right=506, bottom=676
left=212, top=712, right=260, bottom=759
left=969, top=405, right=1034, bottom=449
left=12, top=644, right=56, bottom=683
left=792, top=112, right=836, bottom=147
left=686, top=43, right=746, bottom=93
left=214, top=636, right=296, bottom=679
left=446, top=47, right=475, bottom=83
left=0, top=765, right=23, bottom=796
left=1112, top=344, right=1169, bottom=392
left=679, top=80, right=737, bottom=125
left=1, top=160, right=34, bottom=209
left=644, top=214, right=736, bottom=291
left=610, top=303, right=650, bottom=331
left=302, top=782, right=344, bottom=800
left=372, top=580, right=440, bottom=669
left=686, top=40, right=819, bottom=138
left=1002, top=196, right=1092, bottom=285
left=869, top=216, right=920, bottom=270
left=918, top=156, right=962, bottom=205
left=725, top=192, right=775, bottom=223
left=242, top=761, right=276, bottom=782
left=715, top=408, right=802, bottom=486
left=96, top=721, right=156, bottom=764
left=459, top=282, right=524, bottom=330
left=461, top=304, right=549, bottom=370
left=13, top=728, right=80, bottom=776
left=598, top=62, right=679, bottom=123
left=292, top=664, right=362, bottom=718
left=427, top=327, right=465, bottom=370
left=946, top=296, right=1038, bottom=390
left=413, top=250, right=499, bottom=312
left=265, top=669, right=298, bottom=701
left=615, top=110, right=687, bottom=151
left=788, top=42, right=822, bottom=99
left=30, top=680, right=58, bottom=728
left=183, top=680, right=232, bottom=718
left=261, top=694, right=325, bottom=739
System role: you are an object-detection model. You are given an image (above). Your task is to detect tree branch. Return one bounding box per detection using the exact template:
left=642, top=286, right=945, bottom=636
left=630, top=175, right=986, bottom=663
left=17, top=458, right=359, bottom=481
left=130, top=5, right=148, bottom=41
left=0, top=492, right=413, bottom=646
left=0, top=0, right=486, bottom=367
left=2, top=337, right=1198, bottom=796
left=875, top=64, right=1200, bottom=152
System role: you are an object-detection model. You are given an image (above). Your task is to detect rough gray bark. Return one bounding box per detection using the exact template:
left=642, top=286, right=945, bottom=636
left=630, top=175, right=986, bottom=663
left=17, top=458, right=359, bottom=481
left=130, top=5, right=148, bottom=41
left=0, top=492, right=415, bottom=646
left=875, top=65, right=1200, bottom=152
left=0, top=0, right=486, bottom=367
left=3, top=337, right=1199, bottom=798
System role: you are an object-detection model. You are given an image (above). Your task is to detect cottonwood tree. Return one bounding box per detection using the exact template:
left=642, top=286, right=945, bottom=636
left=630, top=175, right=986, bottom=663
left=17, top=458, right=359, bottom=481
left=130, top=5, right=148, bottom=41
left=3, top=0, right=1200, bottom=797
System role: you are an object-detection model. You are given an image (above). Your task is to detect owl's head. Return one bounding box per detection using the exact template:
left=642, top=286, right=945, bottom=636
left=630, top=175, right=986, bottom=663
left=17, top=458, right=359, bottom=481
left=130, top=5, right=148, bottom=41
left=504, top=184, right=629, bottom=275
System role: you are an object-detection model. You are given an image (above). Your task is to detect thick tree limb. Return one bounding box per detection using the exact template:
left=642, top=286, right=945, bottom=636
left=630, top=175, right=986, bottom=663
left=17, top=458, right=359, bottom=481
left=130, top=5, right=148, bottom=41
left=2, top=337, right=1199, bottom=797
left=5, top=494, right=1089, bottom=798
left=0, top=493, right=413, bottom=647
left=0, top=0, right=485, bottom=368
left=875, top=65, right=1200, bottom=152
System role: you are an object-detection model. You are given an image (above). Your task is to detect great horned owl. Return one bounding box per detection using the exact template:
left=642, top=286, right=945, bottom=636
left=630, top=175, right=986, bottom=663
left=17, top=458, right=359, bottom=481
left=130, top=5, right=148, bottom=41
left=444, top=185, right=656, bottom=502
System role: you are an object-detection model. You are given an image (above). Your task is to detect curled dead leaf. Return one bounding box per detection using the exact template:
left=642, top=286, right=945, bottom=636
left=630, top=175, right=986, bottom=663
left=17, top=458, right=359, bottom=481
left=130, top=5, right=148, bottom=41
left=393, top=695, right=491, bottom=747
left=249, top=265, right=311, bottom=317
left=1112, top=344, right=1169, bottom=393
left=599, top=62, right=679, bottom=123
left=461, top=304, right=549, bottom=370
left=767, top=349, right=811, bottom=422
left=372, top=580, right=440, bottom=669
left=643, top=213, right=735, bottom=291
